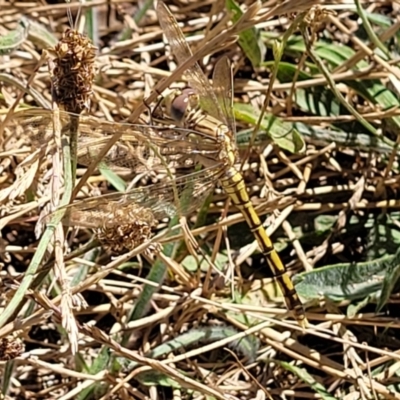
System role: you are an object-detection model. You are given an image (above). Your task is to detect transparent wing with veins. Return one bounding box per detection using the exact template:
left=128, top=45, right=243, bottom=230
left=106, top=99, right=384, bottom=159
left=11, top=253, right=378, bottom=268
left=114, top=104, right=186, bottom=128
left=212, top=56, right=236, bottom=136
left=5, top=108, right=226, bottom=228
left=8, top=108, right=223, bottom=174
left=44, top=167, right=222, bottom=228
left=157, top=1, right=227, bottom=126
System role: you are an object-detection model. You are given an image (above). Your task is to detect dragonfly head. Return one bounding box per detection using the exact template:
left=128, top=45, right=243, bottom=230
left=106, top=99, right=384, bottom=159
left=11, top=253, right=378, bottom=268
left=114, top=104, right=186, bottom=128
left=169, top=87, right=199, bottom=123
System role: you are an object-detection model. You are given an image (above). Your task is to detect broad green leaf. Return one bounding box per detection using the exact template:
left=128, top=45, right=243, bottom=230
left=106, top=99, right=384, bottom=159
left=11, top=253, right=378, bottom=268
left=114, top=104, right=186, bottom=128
left=264, top=61, right=343, bottom=118
left=294, top=256, right=392, bottom=302
left=293, top=122, right=397, bottom=154
left=237, top=121, right=397, bottom=154
left=314, top=215, right=337, bottom=232
left=363, top=11, right=395, bottom=29
left=314, top=42, right=363, bottom=67
left=312, top=42, right=400, bottom=130
left=357, top=213, right=400, bottom=260
left=377, top=255, right=400, bottom=311
left=295, top=87, right=341, bottom=117
left=294, top=246, right=400, bottom=314
left=264, top=60, right=317, bottom=81
left=147, top=327, right=259, bottom=362
left=234, top=103, right=305, bottom=153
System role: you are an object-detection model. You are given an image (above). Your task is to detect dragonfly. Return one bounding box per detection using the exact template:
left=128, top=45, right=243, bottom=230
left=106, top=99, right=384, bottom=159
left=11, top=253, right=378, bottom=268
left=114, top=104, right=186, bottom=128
left=4, top=2, right=307, bottom=326
left=156, top=1, right=307, bottom=327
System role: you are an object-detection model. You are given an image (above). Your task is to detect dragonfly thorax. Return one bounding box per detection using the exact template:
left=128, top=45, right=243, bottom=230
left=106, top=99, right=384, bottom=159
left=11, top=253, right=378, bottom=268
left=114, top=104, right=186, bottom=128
left=220, top=129, right=239, bottom=166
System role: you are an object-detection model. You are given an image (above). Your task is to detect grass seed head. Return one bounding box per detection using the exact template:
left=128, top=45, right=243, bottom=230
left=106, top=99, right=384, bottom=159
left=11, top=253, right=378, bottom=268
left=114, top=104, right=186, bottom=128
left=50, top=29, right=97, bottom=114
left=95, top=204, right=158, bottom=254
left=0, top=336, right=25, bottom=361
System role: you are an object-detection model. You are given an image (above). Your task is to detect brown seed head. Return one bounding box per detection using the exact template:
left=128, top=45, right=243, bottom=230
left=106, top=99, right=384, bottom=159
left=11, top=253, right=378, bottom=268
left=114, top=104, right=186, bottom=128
left=50, top=29, right=97, bottom=114
left=95, top=204, right=158, bottom=254
left=0, top=336, right=25, bottom=361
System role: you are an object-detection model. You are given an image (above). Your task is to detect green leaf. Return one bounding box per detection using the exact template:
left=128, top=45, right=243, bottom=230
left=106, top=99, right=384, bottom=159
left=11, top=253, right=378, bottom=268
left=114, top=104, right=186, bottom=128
left=70, top=248, right=100, bottom=287
left=99, top=166, right=127, bottom=192
left=226, top=0, right=265, bottom=67
left=0, top=18, right=29, bottom=55
left=294, top=256, right=392, bottom=302
left=1, top=360, right=15, bottom=397
left=362, top=214, right=400, bottom=259
left=314, top=42, right=362, bottom=67
left=295, top=87, right=341, bottom=117
left=293, top=122, right=397, bottom=154
left=120, top=326, right=260, bottom=374
left=268, top=60, right=316, bottom=82
left=136, top=371, right=183, bottom=388
left=377, top=254, right=400, bottom=312
left=237, top=121, right=398, bottom=154
left=234, top=102, right=305, bottom=153
left=363, top=11, right=395, bottom=29
left=266, top=38, right=400, bottom=133
left=182, top=251, right=228, bottom=272
left=347, top=295, right=374, bottom=318
left=311, top=41, right=400, bottom=131
left=279, top=362, right=338, bottom=400
left=146, top=326, right=259, bottom=362
left=76, top=347, right=111, bottom=400
left=314, top=215, right=337, bottom=233
left=294, top=246, right=400, bottom=314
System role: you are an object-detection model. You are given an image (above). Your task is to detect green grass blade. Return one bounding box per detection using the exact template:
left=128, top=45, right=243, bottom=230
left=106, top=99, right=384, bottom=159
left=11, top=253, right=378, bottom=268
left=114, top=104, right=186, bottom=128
left=226, top=0, right=265, bottom=68
left=279, top=362, right=338, bottom=400
left=0, top=114, right=75, bottom=329
left=0, top=19, right=29, bottom=55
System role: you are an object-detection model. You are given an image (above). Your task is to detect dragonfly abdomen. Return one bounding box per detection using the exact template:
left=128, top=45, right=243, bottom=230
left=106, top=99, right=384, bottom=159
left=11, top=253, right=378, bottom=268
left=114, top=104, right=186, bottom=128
left=220, top=166, right=307, bottom=327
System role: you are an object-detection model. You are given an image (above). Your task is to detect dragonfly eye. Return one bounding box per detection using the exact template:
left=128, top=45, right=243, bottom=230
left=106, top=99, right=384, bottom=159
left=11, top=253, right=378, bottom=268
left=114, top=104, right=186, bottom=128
left=170, top=88, right=197, bottom=122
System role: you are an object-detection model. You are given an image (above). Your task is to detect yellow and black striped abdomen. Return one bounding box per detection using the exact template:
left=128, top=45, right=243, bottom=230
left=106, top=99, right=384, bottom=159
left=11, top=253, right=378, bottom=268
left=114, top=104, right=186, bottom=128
left=219, top=165, right=307, bottom=328
left=185, top=109, right=307, bottom=327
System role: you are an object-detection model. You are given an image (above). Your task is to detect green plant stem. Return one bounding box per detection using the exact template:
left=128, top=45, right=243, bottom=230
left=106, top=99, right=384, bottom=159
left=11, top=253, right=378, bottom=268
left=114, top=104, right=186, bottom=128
left=300, top=23, right=388, bottom=142
left=355, top=0, right=390, bottom=58
left=0, top=115, right=76, bottom=329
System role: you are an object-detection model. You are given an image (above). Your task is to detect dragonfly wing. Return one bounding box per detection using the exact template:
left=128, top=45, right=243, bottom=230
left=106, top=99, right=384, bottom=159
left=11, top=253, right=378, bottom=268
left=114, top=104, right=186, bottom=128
left=46, top=165, right=223, bottom=228
left=212, top=56, right=236, bottom=137
left=156, top=1, right=225, bottom=124
left=8, top=109, right=222, bottom=174
left=5, top=108, right=59, bottom=147
left=76, top=115, right=219, bottom=171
